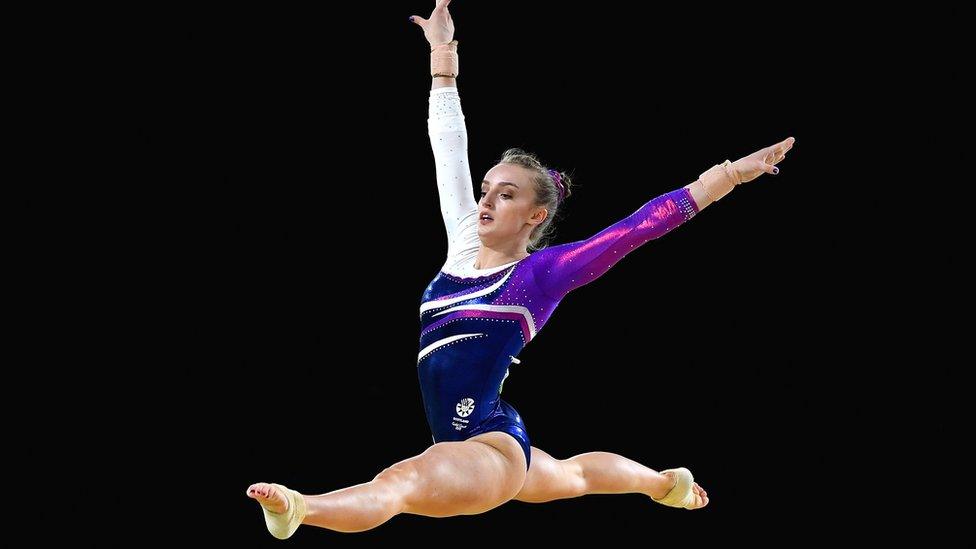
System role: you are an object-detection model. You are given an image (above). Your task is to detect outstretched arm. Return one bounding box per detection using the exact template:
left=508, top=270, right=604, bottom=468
left=533, top=137, right=796, bottom=298
left=411, top=1, right=476, bottom=246
left=531, top=187, right=699, bottom=298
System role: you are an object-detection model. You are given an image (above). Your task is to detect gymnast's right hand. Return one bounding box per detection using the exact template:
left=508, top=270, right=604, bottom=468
left=409, top=0, right=455, bottom=47
left=731, top=137, right=796, bottom=184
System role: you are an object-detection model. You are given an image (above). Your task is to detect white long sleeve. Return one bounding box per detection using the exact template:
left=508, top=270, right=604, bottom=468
left=428, top=87, right=491, bottom=277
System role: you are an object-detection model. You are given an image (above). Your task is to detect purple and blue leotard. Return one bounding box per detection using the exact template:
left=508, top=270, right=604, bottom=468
left=419, top=87, right=701, bottom=469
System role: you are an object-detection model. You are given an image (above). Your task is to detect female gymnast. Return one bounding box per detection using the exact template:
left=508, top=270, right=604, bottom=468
left=247, top=0, right=795, bottom=538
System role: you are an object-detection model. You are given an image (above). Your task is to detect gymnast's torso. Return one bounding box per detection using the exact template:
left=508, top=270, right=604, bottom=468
left=417, top=217, right=554, bottom=451
left=420, top=86, right=700, bottom=466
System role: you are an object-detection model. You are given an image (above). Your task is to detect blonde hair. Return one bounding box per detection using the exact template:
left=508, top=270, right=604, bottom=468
left=497, top=148, right=574, bottom=250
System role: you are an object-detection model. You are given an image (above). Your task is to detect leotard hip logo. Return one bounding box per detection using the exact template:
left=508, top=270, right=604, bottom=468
left=455, top=398, right=475, bottom=417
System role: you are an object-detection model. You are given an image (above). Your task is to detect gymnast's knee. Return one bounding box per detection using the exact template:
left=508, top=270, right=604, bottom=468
left=373, top=460, right=421, bottom=488
left=564, top=460, right=588, bottom=497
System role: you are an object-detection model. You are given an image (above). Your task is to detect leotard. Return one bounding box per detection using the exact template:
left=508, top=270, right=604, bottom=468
left=419, top=87, right=700, bottom=469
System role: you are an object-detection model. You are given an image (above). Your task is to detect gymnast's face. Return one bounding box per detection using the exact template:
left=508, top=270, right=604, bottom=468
left=478, top=163, right=547, bottom=245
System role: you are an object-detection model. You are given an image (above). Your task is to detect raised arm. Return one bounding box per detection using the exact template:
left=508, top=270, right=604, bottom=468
left=427, top=86, right=476, bottom=241
left=532, top=137, right=796, bottom=298
left=412, top=1, right=475, bottom=243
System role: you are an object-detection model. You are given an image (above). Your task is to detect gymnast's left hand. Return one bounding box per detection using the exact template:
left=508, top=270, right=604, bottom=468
left=731, top=136, right=796, bottom=183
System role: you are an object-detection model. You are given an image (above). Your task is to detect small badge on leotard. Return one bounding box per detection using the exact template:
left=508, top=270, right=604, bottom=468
left=455, top=398, right=475, bottom=417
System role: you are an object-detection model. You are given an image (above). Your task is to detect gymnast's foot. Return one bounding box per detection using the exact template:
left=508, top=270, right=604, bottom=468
left=654, top=470, right=709, bottom=509
left=247, top=482, right=308, bottom=539
left=247, top=482, right=290, bottom=514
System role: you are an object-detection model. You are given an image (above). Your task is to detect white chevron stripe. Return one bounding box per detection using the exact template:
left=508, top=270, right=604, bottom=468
left=419, top=267, right=517, bottom=316
left=431, top=304, right=537, bottom=339
left=417, top=333, right=485, bottom=363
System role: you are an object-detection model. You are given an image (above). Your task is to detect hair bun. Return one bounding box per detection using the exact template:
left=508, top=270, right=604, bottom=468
left=548, top=169, right=566, bottom=202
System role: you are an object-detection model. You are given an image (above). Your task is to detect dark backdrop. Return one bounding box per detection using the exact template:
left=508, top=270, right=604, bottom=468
left=120, top=2, right=957, bottom=546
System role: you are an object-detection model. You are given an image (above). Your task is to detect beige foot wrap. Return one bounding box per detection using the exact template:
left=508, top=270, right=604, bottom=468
left=652, top=467, right=697, bottom=509
left=260, top=483, right=307, bottom=539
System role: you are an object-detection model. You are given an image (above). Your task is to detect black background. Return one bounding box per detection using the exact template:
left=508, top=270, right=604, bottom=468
left=107, top=2, right=960, bottom=546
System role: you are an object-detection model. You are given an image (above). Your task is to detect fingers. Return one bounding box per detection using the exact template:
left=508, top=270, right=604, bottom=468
left=758, top=158, right=779, bottom=175
left=409, top=15, right=428, bottom=28
left=772, top=136, right=795, bottom=155
left=436, top=0, right=452, bottom=9
left=763, top=150, right=784, bottom=165
left=762, top=136, right=795, bottom=169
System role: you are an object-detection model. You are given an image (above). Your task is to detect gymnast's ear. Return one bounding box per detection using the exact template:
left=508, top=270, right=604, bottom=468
left=529, top=207, right=548, bottom=226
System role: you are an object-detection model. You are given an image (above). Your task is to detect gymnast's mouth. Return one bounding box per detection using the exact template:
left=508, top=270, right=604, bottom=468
left=479, top=212, right=494, bottom=223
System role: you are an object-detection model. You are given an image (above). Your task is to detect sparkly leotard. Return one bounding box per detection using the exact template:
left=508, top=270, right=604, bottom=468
left=419, top=87, right=701, bottom=469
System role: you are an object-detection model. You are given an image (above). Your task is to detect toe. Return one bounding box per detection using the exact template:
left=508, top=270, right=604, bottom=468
left=247, top=482, right=290, bottom=514
left=690, top=484, right=709, bottom=509
left=248, top=483, right=272, bottom=500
